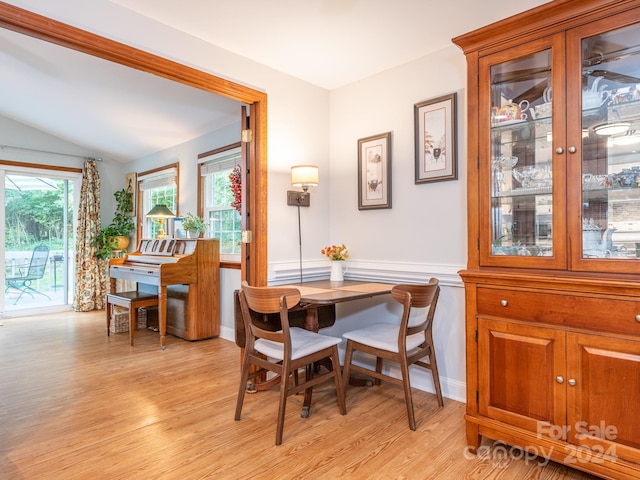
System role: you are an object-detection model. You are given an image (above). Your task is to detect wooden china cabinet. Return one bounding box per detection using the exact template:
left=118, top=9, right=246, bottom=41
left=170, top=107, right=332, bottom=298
left=454, top=1, right=640, bottom=478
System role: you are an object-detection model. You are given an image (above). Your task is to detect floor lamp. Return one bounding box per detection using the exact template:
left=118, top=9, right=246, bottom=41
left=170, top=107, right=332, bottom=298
left=287, top=165, right=318, bottom=284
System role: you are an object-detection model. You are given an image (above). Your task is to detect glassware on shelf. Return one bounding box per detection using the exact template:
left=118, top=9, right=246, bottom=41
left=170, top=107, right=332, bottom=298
left=580, top=22, right=640, bottom=262
left=512, top=165, right=552, bottom=189
left=582, top=173, right=609, bottom=190
left=492, top=155, right=518, bottom=170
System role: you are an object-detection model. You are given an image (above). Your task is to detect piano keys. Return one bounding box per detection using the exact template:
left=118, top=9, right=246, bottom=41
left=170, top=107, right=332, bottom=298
left=108, top=238, right=220, bottom=348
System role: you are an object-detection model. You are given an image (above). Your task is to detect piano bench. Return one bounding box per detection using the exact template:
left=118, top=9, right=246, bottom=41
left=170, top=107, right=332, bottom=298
left=106, top=291, right=159, bottom=346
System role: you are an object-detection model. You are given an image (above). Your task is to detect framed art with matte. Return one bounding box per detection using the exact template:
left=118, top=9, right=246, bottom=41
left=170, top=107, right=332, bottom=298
left=414, top=92, right=457, bottom=184
left=357, top=132, right=392, bottom=210
left=124, top=172, right=137, bottom=215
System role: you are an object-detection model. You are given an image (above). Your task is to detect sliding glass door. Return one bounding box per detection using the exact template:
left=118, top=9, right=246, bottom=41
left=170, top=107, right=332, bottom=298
left=1, top=167, right=81, bottom=315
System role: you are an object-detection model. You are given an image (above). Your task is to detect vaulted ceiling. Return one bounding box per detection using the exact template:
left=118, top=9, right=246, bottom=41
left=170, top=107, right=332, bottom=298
left=0, top=0, right=550, bottom=162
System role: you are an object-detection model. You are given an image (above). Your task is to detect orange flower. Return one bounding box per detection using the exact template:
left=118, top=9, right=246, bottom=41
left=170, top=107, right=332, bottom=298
left=321, top=244, right=349, bottom=261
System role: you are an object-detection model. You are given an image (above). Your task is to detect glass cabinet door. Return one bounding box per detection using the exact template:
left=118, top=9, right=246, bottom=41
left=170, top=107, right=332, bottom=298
left=479, top=37, right=566, bottom=268
left=569, top=12, right=640, bottom=273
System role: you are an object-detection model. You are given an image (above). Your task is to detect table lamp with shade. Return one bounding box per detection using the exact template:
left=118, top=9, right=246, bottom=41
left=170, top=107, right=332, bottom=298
left=146, top=204, right=175, bottom=238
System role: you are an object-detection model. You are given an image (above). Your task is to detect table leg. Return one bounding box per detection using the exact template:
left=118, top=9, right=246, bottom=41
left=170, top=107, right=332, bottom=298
left=106, top=298, right=111, bottom=337
left=107, top=279, right=116, bottom=338
left=159, top=286, right=167, bottom=349
left=129, top=304, right=137, bottom=346
left=302, top=306, right=320, bottom=413
left=303, top=304, right=371, bottom=388
left=304, top=305, right=320, bottom=332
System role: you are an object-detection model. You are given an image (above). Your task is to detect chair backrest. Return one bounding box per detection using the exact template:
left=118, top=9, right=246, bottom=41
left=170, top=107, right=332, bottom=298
left=390, top=278, right=440, bottom=337
left=233, top=289, right=336, bottom=348
left=25, top=244, right=50, bottom=280
left=238, top=281, right=302, bottom=348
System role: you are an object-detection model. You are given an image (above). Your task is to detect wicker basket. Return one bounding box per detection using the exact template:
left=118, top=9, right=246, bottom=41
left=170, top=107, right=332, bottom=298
left=109, top=306, right=148, bottom=333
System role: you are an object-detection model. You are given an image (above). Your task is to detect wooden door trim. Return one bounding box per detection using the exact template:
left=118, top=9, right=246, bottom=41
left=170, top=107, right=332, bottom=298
left=0, top=1, right=268, bottom=286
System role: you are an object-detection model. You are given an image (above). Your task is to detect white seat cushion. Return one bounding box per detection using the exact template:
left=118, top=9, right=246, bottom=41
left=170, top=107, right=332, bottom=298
left=342, top=323, right=425, bottom=353
left=255, top=327, right=341, bottom=360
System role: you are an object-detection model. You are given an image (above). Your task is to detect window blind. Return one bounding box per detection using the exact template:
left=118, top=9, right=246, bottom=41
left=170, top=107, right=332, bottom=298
left=138, top=167, right=177, bottom=191
left=200, top=149, right=241, bottom=175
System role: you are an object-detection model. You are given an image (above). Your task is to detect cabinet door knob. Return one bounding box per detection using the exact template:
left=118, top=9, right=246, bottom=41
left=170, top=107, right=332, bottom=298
left=500, top=300, right=508, bottom=307
left=635, top=314, right=640, bottom=322
left=568, top=378, right=577, bottom=386
left=568, top=145, right=577, bottom=154
left=556, top=376, right=564, bottom=383
left=555, top=146, right=564, bottom=154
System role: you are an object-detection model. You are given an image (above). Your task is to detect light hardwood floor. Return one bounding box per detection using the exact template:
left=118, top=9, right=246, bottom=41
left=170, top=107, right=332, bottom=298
left=0, top=310, right=600, bottom=479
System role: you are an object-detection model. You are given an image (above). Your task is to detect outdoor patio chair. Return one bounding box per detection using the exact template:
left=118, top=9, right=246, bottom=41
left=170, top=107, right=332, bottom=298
left=5, top=244, right=51, bottom=305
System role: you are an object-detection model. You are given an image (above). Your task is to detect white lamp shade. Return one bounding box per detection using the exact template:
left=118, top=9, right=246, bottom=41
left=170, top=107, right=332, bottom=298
left=291, top=165, right=319, bottom=187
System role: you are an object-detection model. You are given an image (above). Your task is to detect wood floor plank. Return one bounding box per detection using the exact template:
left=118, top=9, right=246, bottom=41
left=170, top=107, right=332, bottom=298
left=0, top=310, right=601, bottom=479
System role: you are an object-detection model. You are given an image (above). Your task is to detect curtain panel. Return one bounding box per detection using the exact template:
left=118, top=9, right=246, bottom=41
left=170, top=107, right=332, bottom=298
left=73, top=159, right=105, bottom=311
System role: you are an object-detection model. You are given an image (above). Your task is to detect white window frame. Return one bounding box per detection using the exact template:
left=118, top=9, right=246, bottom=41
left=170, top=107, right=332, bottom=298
left=200, top=147, right=242, bottom=261
left=139, top=167, right=178, bottom=238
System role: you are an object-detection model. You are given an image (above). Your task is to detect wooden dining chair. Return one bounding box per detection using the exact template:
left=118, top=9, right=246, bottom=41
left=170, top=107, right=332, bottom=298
left=234, top=282, right=347, bottom=445
left=342, top=278, right=443, bottom=430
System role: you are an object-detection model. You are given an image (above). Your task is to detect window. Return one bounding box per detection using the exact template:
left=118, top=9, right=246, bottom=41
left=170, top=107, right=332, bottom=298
left=138, top=166, right=178, bottom=238
left=200, top=147, right=241, bottom=257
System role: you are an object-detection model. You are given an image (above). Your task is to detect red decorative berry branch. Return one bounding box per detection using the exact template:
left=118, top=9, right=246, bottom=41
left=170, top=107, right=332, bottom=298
left=229, top=165, right=242, bottom=214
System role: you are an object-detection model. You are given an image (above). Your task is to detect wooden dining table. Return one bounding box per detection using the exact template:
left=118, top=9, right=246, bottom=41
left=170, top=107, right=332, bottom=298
left=280, top=279, right=394, bottom=416
left=282, top=279, right=393, bottom=329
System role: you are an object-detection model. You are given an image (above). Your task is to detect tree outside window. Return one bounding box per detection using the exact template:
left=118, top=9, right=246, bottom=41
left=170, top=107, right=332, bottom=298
left=144, top=186, right=177, bottom=238
left=200, top=147, right=242, bottom=257
left=204, top=168, right=241, bottom=255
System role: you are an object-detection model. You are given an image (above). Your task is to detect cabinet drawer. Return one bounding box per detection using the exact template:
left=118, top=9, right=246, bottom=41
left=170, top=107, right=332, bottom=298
left=477, top=287, right=640, bottom=336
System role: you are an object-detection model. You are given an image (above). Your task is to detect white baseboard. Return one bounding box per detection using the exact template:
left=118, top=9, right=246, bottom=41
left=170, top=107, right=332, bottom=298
left=217, top=331, right=466, bottom=404
left=348, top=354, right=466, bottom=403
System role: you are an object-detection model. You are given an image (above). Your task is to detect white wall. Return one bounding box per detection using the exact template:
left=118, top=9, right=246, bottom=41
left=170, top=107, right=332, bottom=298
left=0, top=115, right=105, bottom=169
left=5, top=0, right=470, bottom=402
left=317, top=45, right=469, bottom=401
left=5, top=0, right=333, bottom=272
left=129, top=122, right=241, bottom=215
left=329, top=46, right=468, bottom=265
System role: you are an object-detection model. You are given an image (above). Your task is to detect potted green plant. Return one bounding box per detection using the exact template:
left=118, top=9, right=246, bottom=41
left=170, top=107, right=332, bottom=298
left=182, top=212, right=207, bottom=238
left=91, top=189, right=135, bottom=260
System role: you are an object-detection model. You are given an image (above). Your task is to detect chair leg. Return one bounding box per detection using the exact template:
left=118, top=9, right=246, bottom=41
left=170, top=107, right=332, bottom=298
left=275, top=362, right=291, bottom=446
left=331, top=346, right=347, bottom=415
left=374, top=357, right=383, bottom=386
left=427, top=343, right=444, bottom=407
left=24, top=283, right=51, bottom=301
left=301, top=363, right=315, bottom=418
left=12, top=286, right=32, bottom=305
left=400, top=357, right=416, bottom=431
left=234, top=351, right=252, bottom=421
left=343, top=340, right=354, bottom=392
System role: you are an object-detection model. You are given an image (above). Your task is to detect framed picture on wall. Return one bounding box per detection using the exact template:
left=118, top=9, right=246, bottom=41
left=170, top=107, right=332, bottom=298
left=124, top=172, right=137, bottom=215
left=357, top=132, right=392, bottom=210
left=414, top=92, right=457, bottom=184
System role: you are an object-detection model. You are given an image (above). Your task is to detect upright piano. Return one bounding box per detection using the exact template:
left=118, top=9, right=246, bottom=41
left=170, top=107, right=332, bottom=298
left=108, top=238, right=220, bottom=347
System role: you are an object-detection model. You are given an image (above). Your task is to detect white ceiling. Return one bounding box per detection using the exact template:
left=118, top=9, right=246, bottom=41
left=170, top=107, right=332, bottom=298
left=113, top=0, right=550, bottom=90
left=0, top=0, right=550, bottom=162
left=0, top=26, right=241, bottom=162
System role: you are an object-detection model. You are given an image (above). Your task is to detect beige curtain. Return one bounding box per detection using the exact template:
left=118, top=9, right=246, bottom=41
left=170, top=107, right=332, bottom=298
left=73, top=159, right=105, bottom=311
